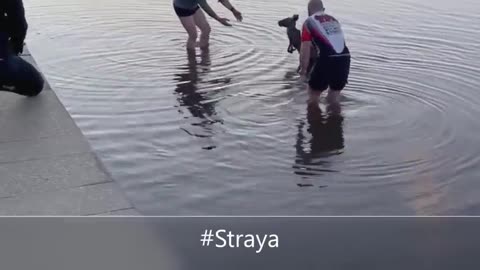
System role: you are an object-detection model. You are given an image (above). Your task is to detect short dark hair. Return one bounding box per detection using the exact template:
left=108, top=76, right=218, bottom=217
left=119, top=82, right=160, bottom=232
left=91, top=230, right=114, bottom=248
left=308, top=0, right=325, bottom=16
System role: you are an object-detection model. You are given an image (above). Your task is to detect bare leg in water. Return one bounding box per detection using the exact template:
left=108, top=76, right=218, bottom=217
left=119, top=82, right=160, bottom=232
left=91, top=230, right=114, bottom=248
left=307, top=86, right=342, bottom=106
left=326, top=93, right=341, bottom=117
left=178, top=14, right=198, bottom=50
left=307, top=86, right=322, bottom=104
left=177, top=8, right=211, bottom=50
left=193, top=9, right=211, bottom=49
left=326, top=89, right=341, bottom=105
left=307, top=91, right=341, bottom=116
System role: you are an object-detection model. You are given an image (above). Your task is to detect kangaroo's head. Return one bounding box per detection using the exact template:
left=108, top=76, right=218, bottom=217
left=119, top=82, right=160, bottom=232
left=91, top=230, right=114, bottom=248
left=278, top=14, right=299, bottom=29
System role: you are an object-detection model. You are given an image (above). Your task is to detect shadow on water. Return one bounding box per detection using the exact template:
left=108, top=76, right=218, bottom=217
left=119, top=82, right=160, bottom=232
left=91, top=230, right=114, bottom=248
left=172, top=48, right=230, bottom=148
left=293, top=102, right=345, bottom=187
left=281, top=70, right=303, bottom=91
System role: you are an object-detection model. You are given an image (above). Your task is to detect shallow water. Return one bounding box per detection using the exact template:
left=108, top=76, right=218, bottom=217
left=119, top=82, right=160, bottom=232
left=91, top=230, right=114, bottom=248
left=25, top=0, right=480, bottom=215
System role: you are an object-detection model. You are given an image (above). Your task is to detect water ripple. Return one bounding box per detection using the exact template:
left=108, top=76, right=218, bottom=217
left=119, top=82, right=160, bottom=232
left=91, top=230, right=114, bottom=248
left=25, top=0, right=480, bottom=215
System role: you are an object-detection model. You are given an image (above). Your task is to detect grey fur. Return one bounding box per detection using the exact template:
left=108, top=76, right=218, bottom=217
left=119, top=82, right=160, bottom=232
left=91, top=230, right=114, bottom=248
left=278, top=14, right=301, bottom=54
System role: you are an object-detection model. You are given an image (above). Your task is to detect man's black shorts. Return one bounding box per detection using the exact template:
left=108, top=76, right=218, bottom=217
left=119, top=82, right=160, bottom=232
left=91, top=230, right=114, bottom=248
left=308, top=54, right=351, bottom=91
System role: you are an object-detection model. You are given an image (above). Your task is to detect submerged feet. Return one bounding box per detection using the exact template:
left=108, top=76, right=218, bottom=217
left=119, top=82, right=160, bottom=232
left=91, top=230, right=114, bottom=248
left=198, top=28, right=210, bottom=49
left=307, top=87, right=341, bottom=106
left=326, top=90, right=341, bottom=105
left=307, top=87, right=321, bottom=105
left=187, top=40, right=209, bottom=50
left=194, top=41, right=210, bottom=50
left=186, top=31, right=210, bottom=50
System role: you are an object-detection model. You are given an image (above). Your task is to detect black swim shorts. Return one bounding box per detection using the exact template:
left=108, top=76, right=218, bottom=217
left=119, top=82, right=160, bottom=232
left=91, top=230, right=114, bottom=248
left=308, top=54, right=351, bottom=92
left=173, top=5, right=200, bottom=17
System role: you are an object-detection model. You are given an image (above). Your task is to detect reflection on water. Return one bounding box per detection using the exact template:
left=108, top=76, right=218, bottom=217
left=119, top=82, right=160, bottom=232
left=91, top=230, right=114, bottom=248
left=293, top=102, right=344, bottom=186
left=305, top=103, right=344, bottom=156
left=173, top=48, right=230, bottom=146
left=174, top=49, right=214, bottom=123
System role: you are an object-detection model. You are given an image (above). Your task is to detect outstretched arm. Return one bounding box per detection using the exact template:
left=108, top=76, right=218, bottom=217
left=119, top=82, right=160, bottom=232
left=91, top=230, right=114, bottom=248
left=218, top=0, right=242, bottom=21
left=198, top=0, right=232, bottom=26
left=5, top=0, right=28, bottom=54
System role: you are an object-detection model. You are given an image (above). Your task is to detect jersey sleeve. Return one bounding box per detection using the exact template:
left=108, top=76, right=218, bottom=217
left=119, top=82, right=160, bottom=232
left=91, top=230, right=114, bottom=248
left=301, top=22, right=312, bottom=42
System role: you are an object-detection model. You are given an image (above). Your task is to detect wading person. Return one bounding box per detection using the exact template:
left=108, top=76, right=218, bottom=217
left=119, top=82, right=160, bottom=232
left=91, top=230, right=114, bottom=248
left=299, top=0, right=350, bottom=104
left=173, top=0, right=243, bottom=50
left=0, top=0, right=44, bottom=97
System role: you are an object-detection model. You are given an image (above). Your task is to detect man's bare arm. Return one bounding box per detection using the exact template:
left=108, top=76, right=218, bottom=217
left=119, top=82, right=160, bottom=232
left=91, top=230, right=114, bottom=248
left=300, top=41, right=312, bottom=75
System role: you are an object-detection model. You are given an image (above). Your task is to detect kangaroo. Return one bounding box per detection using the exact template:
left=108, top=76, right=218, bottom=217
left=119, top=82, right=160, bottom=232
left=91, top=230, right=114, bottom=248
left=278, top=14, right=301, bottom=54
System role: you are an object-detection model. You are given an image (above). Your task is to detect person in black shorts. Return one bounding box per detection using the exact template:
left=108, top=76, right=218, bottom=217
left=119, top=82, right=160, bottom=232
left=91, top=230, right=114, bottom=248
left=172, top=0, right=243, bottom=50
left=1, top=0, right=44, bottom=97
left=299, top=0, right=350, bottom=104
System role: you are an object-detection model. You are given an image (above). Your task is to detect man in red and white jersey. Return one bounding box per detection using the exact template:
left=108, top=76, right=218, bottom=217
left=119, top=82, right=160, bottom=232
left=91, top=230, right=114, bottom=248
left=300, top=0, right=351, bottom=104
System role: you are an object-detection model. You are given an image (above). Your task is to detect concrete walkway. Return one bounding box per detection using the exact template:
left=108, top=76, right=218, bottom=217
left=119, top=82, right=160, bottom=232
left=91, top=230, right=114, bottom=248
left=0, top=48, right=139, bottom=215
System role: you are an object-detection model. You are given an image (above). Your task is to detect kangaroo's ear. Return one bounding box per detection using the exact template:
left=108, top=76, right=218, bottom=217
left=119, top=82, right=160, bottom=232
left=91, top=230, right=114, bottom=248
left=292, top=14, right=299, bottom=21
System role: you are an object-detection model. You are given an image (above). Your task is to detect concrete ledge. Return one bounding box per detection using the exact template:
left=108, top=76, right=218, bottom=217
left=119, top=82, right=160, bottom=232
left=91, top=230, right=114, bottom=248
left=0, top=47, right=139, bottom=215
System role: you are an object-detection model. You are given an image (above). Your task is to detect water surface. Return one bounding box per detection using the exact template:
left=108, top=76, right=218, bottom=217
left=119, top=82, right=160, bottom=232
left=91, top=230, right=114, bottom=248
left=25, top=0, right=480, bottom=214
